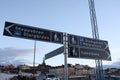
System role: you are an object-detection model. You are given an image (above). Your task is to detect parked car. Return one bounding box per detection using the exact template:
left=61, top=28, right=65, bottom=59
left=46, top=74, right=59, bottom=80
left=104, top=76, right=120, bottom=80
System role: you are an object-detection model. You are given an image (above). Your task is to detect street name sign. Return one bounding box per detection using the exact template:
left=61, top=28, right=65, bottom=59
left=3, top=21, right=63, bottom=44
left=45, top=46, right=64, bottom=60
left=68, top=34, right=111, bottom=61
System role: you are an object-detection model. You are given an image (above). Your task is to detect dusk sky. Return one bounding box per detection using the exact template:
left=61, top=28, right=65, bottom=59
left=0, top=0, right=120, bottom=67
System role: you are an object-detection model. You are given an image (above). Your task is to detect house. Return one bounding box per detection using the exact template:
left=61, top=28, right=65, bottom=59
left=49, top=64, right=75, bottom=78
left=18, top=64, right=30, bottom=70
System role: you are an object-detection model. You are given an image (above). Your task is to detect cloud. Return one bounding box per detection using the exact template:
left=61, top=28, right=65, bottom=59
left=11, top=59, right=32, bottom=67
left=103, top=58, right=120, bottom=69
left=0, top=47, right=35, bottom=66
left=111, top=58, right=120, bottom=65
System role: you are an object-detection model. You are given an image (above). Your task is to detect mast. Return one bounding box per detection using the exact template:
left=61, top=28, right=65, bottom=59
left=88, top=0, right=104, bottom=80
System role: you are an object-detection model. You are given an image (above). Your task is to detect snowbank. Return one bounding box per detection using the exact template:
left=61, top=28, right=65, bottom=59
left=0, top=73, right=17, bottom=80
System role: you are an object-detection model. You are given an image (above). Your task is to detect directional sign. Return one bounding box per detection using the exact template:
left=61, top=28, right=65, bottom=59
left=3, top=21, right=63, bottom=44
left=68, top=34, right=111, bottom=61
left=45, top=46, right=64, bottom=60
left=79, top=36, right=109, bottom=50
left=80, top=47, right=111, bottom=60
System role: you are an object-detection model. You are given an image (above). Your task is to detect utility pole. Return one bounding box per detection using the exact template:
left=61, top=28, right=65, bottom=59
left=88, top=0, right=104, bottom=80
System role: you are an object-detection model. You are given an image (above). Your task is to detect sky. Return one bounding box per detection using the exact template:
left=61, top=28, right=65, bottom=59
left=0, top=0, right=120, bottom=67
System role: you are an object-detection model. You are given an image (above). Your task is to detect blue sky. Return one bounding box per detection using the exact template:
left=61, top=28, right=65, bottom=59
left=0, top=0, right=120, bottom=67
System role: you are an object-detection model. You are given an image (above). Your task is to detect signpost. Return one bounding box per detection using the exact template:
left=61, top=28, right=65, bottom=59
left=3, top=21, right=63, bottom=44
left=68, top=34, right=111, bottom=61
left=3, top=21, right=111, bottom=80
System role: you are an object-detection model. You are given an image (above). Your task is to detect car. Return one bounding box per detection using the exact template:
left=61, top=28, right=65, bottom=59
left=46, top=74, right=59, bottom=80
left=104, top=76, right=120, bottom=80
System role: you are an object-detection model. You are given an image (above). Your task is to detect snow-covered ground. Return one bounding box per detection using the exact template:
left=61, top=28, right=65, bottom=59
left=0, top=72, right=40, bottom=80
left=0, top=73, right=17, bottom=80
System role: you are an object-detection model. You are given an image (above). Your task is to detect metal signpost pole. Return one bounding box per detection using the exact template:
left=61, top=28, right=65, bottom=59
left=88, top=0, right=104, bottom=80
left=63, top=33, right=68, bottom=80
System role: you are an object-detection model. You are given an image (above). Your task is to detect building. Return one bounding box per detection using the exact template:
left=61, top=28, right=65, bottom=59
left=37, top=59, right=50, bottom=75
left=49, top=64, right=75, bottom=78
left=18, top=64, right=30, bottom=70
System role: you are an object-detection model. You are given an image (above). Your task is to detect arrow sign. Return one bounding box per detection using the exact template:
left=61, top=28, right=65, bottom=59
left=3, top=21, right=63, bottom=44
left=68, top=34, right=111, bottom=61
left=79, top=36, right=109, bottom=50
left=79, top=47, right=111, bottom=60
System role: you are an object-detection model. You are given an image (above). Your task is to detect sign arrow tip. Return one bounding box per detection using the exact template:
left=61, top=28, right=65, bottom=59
left=5, top=24, right=14, bottom=36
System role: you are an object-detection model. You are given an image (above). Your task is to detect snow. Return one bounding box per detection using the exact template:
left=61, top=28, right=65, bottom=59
left=0, top=72, right=38, bottom=80
left=0, top=72, right=43, bottom=80
left=0, top=73, right=17, bottom=80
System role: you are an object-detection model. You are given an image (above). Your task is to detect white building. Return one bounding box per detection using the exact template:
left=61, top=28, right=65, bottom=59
left=18, top=64, right=30, bottom=70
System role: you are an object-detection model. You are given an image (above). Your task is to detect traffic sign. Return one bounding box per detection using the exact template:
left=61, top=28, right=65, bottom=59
left=3, top=21, right=111, bottom=60
left=45, top=46, right=64, bottom=60
left=80, top=47, right=111, bottom=60
left=68, top=34, right=111, bottom=61
left=79, top=36, right=109, bottom=50
left=3, top=21, right=63, bottom=44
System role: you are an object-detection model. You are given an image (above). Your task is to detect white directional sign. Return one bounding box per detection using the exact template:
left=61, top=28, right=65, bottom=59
left=68, top=34, right=111, bottom=61
left=3, top=21, right=63, bottom=44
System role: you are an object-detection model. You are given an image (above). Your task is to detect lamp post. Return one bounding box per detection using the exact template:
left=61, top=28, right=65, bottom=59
left=33, top=40, right=36, bottom=77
